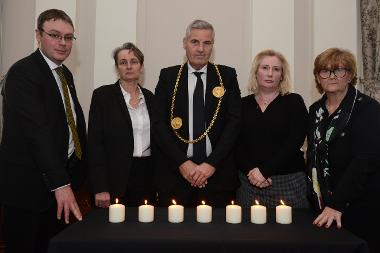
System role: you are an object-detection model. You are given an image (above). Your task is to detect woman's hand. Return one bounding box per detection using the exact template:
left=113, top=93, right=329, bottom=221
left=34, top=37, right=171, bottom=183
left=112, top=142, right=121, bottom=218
left=313, top=206, right=342, bottom=228
left=247, top=168, right=271, bottom=188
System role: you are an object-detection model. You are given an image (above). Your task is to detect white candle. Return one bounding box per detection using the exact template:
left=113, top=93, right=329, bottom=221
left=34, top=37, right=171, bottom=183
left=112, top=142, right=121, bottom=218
left=109, top=198, right=125, bottom=223
left=276, top=200, right=292, bottom=224
left=196, top=201, right=212, bottom=223
left=138, top=200, right=154, bottom=223
left=251, top=200, right=267, bottom=224
left=226, top=201, right=241, bottom=224
left=168, top=200, right=184, bottom=223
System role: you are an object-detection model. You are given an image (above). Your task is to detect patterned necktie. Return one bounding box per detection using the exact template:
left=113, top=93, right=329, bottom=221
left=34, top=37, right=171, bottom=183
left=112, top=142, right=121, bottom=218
left=55, top=67, right=82, bottom=160
left=193, top=72, right=206, bottom=163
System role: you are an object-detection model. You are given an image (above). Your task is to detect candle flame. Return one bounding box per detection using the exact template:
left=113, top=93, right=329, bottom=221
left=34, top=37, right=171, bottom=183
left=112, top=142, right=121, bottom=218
left=231, top=200, right=234, bottom=205
left=144, top=200, right=148, bottom=205
left=255, top=200, right=260, bottom=205
left=172, top=199, right=177, bottom=205
left=280, top=199, right=285, bottom=205
left=202, top=201, right=205, bottom=205
left=115, top=198, right=119, bottom=204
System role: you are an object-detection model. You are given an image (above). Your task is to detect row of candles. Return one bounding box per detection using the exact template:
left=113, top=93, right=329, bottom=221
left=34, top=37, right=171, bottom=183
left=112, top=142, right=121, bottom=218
left=109, top=199, right=292, bottom=224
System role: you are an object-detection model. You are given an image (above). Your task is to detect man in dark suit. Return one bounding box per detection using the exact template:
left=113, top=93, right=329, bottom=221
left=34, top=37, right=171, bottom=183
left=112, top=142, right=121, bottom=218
left=154, top=19, right=241, bottom=207
left=0, top=9, right=86, bottom=253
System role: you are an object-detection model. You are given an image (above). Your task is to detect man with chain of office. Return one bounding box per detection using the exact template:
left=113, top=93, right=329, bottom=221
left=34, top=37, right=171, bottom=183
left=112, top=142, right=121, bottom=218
left=154, top=19, right=241, bottom=207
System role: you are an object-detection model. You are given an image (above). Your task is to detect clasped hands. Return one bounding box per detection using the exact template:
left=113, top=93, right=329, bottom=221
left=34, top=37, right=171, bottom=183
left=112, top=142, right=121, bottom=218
left=179, top=160, right=215, bottom=188
left=247, top=167, right=272, bottom=188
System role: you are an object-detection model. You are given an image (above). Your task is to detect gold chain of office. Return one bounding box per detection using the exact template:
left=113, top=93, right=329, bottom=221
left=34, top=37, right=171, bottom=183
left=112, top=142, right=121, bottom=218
left=170, top=62, right=225, bottom=144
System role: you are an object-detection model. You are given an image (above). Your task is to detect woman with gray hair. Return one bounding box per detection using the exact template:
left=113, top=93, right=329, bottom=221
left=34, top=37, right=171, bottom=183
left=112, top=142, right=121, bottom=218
left=236, top=49, right=309, bottom=208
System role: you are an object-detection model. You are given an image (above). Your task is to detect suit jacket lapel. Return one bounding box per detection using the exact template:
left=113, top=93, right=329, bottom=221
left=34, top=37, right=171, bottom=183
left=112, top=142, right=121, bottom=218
left=174, top=64, right=189, bottom=139
left=112, top=81, right=133, bottom=129
left=205, top=62, right=219, bottom=124
left=33, top=50, right=67, bottom=119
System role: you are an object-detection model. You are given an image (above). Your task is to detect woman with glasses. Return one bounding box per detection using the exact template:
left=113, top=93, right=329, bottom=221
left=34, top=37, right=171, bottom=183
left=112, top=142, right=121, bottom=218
left=236, top=49, right=309, bottom=208
left=307, top=48, right=380, bottom=253
left=87, top=42, right=156, bottom=208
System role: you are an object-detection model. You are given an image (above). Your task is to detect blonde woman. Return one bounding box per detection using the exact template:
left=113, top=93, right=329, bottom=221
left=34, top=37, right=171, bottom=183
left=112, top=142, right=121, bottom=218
left=236, top=49, right=308, bottom=208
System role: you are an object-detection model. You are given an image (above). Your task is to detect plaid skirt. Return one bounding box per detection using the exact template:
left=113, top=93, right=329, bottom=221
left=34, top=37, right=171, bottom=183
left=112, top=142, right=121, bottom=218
left=236, top=171, right=309, bottom=208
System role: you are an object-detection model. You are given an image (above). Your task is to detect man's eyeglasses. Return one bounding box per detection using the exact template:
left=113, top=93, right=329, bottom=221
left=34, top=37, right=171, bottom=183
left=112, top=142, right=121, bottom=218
left=40, top=29, right=76, bottom=42
left=319, top=68, right=348, bottom=79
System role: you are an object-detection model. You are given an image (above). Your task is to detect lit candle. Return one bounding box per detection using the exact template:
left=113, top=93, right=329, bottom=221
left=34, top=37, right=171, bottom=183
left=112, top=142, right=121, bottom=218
left=276, top=200, right=292, bottom=224
left=251, top=200, right=267, bottom=224
left=109, top=198, right=125, bottom=223
left=226, top=201, right=241, bottom=224
left=138, top=200, right=154, bottom=223
left=196, top=201, right=212, bottom=223
left=168, top=199, right=184, bottom=223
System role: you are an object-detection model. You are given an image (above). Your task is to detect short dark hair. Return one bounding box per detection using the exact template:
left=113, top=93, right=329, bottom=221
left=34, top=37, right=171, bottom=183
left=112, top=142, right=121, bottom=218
left=37, top=9, right=74, bottom=31
left=112, top=42, right=144, bottom=65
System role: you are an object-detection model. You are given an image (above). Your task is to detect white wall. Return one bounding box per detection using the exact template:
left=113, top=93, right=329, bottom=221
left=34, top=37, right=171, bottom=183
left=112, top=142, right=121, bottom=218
left=0, top=0, right=360, bottom=121
left=93, top=0, right=137, bottom=88
left=252, top=0, right=295, bottom=96
left=137, top=0, right=252, bottom=95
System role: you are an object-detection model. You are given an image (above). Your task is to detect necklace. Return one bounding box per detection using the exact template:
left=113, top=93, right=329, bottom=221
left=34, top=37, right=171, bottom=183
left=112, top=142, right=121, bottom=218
left=170, top=62, right=225, bottom=144
left=256, top=92, right=279, bottom=107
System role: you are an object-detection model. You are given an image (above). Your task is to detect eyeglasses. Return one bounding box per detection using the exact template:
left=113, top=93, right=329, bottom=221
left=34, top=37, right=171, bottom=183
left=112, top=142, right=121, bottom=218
left=40, top=29, right=76, bottom=42
left=319, top=68, right=348, bottom=79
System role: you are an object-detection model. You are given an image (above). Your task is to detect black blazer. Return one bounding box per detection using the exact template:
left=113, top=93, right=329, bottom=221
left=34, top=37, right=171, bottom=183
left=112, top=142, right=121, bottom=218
left=154, top=63, right=241, bottom=192
left=87, top=82, right=155, bottom=197
left=0, top=49, right=87, bottom=212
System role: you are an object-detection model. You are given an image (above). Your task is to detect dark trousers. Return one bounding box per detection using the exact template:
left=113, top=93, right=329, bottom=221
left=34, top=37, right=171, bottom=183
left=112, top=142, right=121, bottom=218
left=158, top=186, right=236, bottom=208
left=3, top=204, right=66, bottom=253
left=115, top=156, right=156, bottom=207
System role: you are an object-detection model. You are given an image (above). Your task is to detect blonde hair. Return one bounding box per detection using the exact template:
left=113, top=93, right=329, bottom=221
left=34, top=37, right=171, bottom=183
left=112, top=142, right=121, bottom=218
left=248, top=49, right=292, bottom=95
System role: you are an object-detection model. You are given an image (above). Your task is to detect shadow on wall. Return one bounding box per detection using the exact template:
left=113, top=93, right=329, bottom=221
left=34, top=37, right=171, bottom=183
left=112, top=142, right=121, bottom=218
left=0, top=74, right=5, bottom=141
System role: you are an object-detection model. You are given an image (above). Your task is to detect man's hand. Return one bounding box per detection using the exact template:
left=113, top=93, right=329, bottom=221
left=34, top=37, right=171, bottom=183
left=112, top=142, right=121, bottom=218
left=191, top=163, right=215, bottom=188
left=54, top=185, right=82, bottom=224
left=95, top=192, right=111, bottom=208
left=179, top=160, right=197, bottom=185
left=313, top=206, right=342, bottom=229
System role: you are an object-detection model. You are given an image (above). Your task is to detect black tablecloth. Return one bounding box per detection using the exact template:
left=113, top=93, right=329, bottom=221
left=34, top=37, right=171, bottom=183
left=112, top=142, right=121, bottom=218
left=48, top=208, right=369, bottom=253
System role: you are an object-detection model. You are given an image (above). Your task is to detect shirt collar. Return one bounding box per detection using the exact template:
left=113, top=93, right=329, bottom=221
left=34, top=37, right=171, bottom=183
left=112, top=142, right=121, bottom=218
left=187, top=62, right=207, bottom=75
left=120, top=83, right=144, bottom=101
left=39, top=48, right=62, bottom=71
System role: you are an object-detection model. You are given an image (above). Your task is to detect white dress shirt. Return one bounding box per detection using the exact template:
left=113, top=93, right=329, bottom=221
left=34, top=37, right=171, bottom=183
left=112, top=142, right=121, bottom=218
left=120, top=85, right=151, bottom=157
left=186, top=63, right=212, bottom=158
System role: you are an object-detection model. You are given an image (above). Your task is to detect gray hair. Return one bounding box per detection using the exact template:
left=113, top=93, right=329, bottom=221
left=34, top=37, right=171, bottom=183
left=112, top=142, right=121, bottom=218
left=184, top=19, right=215, bottom=39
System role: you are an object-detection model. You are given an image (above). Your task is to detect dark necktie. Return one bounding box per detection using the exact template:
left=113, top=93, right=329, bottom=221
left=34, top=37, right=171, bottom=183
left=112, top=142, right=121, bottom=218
left=55, top=67, right=82, bottom=160
left=193, top=72, right=206, bottom=163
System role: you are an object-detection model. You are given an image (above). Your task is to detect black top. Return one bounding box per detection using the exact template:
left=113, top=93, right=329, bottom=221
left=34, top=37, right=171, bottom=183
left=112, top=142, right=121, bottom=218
left=87, top=82, right=155, bottom=197
left=236, top=93, right=308, bottom=178
left=307, top=86, right=380, bottom=212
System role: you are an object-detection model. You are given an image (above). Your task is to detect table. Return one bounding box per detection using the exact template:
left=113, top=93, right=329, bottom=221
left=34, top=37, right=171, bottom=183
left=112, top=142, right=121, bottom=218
left=48, top=208, right=369, bottom=253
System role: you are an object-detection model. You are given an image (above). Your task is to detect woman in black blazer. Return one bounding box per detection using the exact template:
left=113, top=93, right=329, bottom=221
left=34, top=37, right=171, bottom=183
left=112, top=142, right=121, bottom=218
left=88, top=42, right=156, bottom=207
left=307, top=48, right=380, bottom=253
